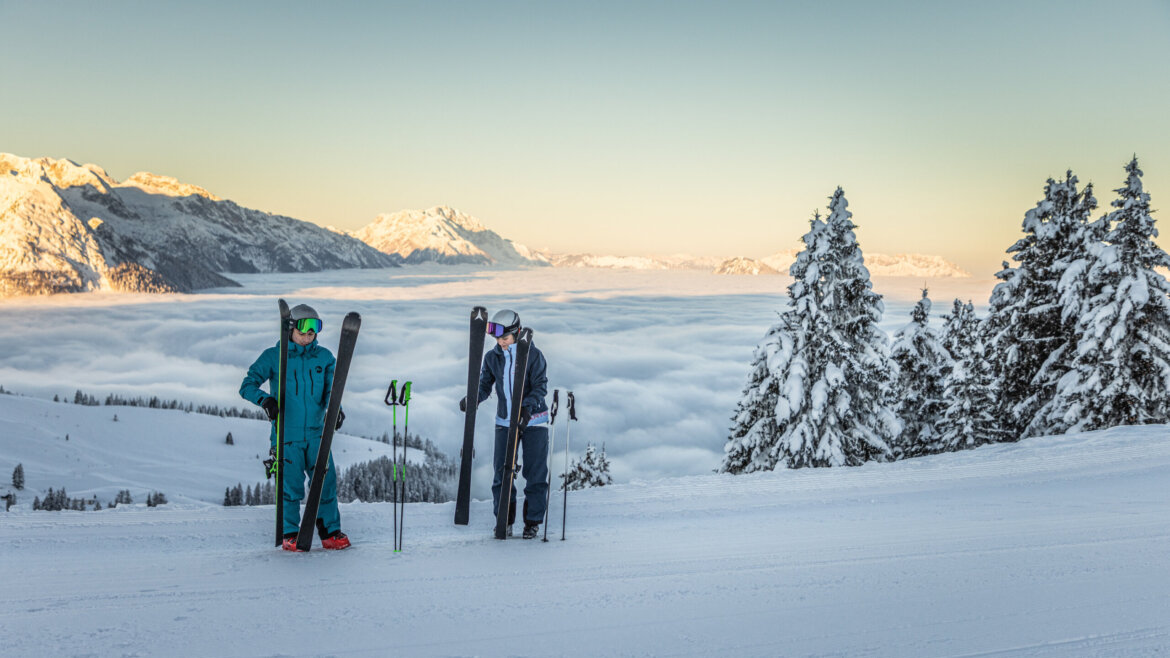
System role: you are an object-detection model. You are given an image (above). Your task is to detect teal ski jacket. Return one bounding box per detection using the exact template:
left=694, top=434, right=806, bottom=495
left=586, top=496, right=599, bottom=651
left=240, top=339, right=337, bottom=446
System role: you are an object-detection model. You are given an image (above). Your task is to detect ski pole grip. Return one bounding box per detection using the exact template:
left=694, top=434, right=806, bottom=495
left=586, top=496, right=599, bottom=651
left=400, top=381, right=413, bottom=405
left=567, top=391, right=577, bottom=421
left=551, top=389, right=560, bottom=422
left=385, top=380, right=398, bottom=406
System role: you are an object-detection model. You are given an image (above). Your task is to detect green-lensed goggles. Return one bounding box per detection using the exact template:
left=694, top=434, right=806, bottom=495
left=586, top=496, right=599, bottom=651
left=294, top=318, right=322, bottom=334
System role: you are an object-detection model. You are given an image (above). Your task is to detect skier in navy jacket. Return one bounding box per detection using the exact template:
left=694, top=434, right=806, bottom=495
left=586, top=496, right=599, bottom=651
left=461, top=309, right=550, bottom=538
left=240, top=303, right=350, bottom=551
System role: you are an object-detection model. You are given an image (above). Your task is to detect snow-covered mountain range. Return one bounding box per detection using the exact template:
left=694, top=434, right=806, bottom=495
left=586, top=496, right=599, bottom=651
left=544, top=253, right=725, bottom=270
left=352, top=206, right=549, bottom=266
left=1, top=152, right=970, bottom=296
left=549, top=249, right=970, bottom=277
left=0, top=154, right=397, bottom=296
left=761, top=249, right=970, bottom=278
left=713, top=257, right=780, bottom=275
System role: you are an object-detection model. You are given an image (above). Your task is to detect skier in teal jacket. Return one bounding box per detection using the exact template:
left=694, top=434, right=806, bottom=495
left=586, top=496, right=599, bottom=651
left=240, top=303, right=350, bottom=551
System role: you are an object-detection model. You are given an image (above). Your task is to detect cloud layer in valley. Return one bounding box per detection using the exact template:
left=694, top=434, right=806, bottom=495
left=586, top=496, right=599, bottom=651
left=0, top=267, right=995, bottom=497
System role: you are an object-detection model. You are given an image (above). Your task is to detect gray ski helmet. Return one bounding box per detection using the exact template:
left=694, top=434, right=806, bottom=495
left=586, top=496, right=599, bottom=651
left=290, top=304, right=319, bottom=321
left=289, top=304, right=322, bottom=333
left=487, top=309, right=521, bottom=338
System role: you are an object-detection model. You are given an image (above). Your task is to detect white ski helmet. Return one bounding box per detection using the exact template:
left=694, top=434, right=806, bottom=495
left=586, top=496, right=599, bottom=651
left=487, top=309, right=521, bottom=338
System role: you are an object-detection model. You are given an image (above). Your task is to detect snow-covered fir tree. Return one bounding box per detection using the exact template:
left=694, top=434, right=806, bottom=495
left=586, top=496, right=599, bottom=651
left=11, top=463, right=23, bottom=490
left=983, top=172, right=1098, bottom=438
left=561, top=443, right=613, bottom=491
left=722, top=189, right=898, bottom=472
left=939, top=299, right=1002, bottom=450
left=1044, top=157, right=1170, bottom=431
left=890, top=289, right=952, bottom=458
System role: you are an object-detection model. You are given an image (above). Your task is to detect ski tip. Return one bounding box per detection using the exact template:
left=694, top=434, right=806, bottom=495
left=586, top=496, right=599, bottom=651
left=473, top=306, right=488, bottom=320
left=342, top=312, right=362, bottom=331
left=518, top=327, right=533, bottom=343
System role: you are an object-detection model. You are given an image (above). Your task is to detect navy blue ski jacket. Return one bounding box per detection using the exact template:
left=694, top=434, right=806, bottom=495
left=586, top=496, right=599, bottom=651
left=477, top=342, right=549, bottom=427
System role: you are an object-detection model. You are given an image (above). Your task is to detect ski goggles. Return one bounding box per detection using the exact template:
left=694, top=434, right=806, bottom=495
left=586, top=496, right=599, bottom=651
left=486, top=322, right=518, bottom=337
left=294, top=318, right=323, bottom=334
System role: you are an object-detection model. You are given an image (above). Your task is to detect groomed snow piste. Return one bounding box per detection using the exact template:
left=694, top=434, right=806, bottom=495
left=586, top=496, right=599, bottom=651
left=1, top=391, right=1167, bottom=657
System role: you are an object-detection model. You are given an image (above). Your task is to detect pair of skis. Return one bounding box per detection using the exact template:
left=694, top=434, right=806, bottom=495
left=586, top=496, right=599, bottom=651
left=274, top=299, right=362, bottom=552
left=384, top=380, right=411, bottom=552
left=542, top=389, right=577, bottom=541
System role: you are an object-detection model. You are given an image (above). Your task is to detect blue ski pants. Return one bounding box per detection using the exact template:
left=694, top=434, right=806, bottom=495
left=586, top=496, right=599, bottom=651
left=492, top=424, right=549, bottom=526
left=280, top=437, right=341, bottom=537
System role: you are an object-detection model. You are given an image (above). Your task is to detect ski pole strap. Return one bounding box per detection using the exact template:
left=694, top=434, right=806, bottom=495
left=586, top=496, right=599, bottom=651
left=567, top=391, right=577, bottom=421
left=384, top=380, right=398, bottom=406
left=400, top=381, right=412, bottom=426
left=550, top=389, right=559, bottom=423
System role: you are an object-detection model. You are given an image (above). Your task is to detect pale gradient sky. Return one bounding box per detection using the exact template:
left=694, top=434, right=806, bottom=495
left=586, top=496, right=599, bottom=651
left=2, top=0, right=1167, bottom=276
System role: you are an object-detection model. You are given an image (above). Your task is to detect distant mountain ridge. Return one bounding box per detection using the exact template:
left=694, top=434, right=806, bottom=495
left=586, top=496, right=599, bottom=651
left=546, top=249, right=970, bottom=277
left=545, top=253, right=724, bottom=270
left=761, top=249, right=970, bottom=278
left=0, top=153, right=397, bottom=296
left=352, top=206, right=549, bottom=266
left=714, top=257, right=779, bottom=275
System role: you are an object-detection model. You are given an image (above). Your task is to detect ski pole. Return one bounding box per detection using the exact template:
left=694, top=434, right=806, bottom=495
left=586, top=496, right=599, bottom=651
left=562, top=391, right=576, bottom=541
left=542, top=390, right=560, bottom=542
left=384, top=380, right=398, bottom=551
left=397, top=381, right=412, bottom=552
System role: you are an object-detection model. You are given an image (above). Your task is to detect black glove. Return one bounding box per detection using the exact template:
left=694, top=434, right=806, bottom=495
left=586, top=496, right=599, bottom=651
left=519, top=406, right=532, bottom=430
left=263, top=447, right=277, bottom=479
left=459, top=396, right=468, bottom=412
left=336, top=409, right=345, bottom=431
left=261, top=397, right=279, bottom=421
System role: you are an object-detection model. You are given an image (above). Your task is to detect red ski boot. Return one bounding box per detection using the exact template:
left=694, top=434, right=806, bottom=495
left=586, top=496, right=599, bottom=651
left=282, top=536, right=306, bottom=552
left=321, top=531, right=351, bottom=550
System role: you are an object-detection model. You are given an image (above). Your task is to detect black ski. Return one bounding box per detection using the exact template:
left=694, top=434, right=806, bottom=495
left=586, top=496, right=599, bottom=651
left=296, top=312, right=361, bottom=552
left=455, top=306, right=488, bottom=525
left=495, top=327, right=534, bottom=540
left=275, top=299, right=291, bottom=547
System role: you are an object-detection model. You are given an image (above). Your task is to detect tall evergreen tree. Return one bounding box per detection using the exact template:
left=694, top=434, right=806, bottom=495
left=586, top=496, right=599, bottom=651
left=722, top=188, right=898, bottom=472
left=983, top=172, right=1096, bottom=438
left=939, top=299, right=1002, bottom=449
left=1046, top=157, right=1170, bottom=431
left=11, top=463, right=23, bottom=490
left=890, top=289, right=952, bottom=458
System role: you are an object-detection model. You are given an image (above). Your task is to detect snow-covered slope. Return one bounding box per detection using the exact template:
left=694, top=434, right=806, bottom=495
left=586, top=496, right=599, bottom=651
left=2, top=387, right=1167, bottom=656
left=763, top=248, right=970, bottom=277
left=0, top=153, right=398, bottom=296
left=0, top=393, right=394, bottom=506
left=353, top=206, right=549, bottom=266
left=713, top=256, right=779, bottom=275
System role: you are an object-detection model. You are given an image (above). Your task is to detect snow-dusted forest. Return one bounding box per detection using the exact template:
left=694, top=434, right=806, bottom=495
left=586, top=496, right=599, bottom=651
left=724, top=158, right=1170, bottom=473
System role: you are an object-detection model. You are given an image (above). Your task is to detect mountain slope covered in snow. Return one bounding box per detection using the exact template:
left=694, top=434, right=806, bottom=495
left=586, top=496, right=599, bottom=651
left=353, top=206, right=549, bottom=266
left=0, top=153, right=398, bottom=296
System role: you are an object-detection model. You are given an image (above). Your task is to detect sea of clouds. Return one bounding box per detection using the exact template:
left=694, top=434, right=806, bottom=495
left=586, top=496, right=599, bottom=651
left=0, top=266, right=996, bottom=489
